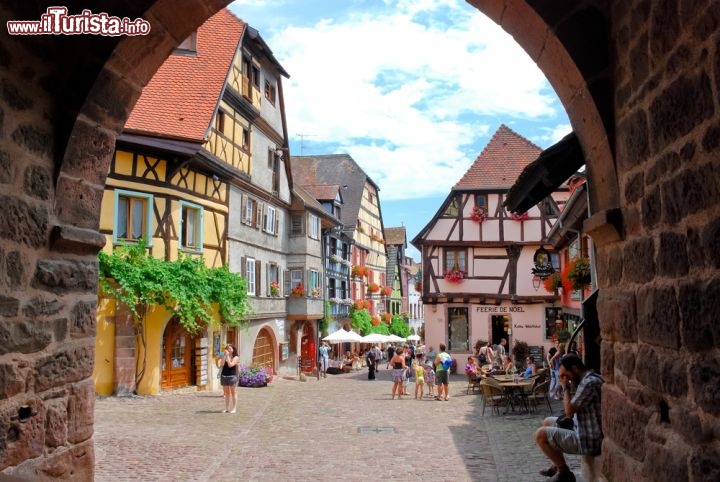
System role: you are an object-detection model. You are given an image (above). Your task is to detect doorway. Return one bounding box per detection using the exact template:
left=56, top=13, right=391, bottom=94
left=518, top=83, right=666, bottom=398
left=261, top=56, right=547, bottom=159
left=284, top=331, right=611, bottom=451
left=252, top=327, right=275, bottom=370
left=161, top=318, right=196, bottom=390
left=491, top=315, right=510, bottom=346
left=300, top=321, right=316, bottom=373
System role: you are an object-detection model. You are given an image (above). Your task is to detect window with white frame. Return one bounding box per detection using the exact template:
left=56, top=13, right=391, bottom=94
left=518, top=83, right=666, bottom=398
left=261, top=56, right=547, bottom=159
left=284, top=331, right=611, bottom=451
left=114, top=190, right=153, bottom=245
left=309, top=269, right=320, bottom=293
left=267, top=263, right=280, bottom=296
left=290, top=269, right=303, bottom=290
left=180, top=201, right=203, bottom=252
left=246, top=257, right=256, bottom=295
left=264, top=206, right=276, bottom=234
left=309, top=214, right=319, bottom=239
left=244, top=197, right=256, bottom=225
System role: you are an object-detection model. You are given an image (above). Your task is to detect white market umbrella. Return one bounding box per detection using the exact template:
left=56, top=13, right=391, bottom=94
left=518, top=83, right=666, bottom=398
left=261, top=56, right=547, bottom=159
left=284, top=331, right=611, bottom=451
left=323, top=328, right=363, bottom=343
left=386, top=334, right=406, bottom=343
left=407, top=334, right=421, bottom=341
left=323, top=328, right=351, bottom=342
left=360, top=333, right=389, bottom=344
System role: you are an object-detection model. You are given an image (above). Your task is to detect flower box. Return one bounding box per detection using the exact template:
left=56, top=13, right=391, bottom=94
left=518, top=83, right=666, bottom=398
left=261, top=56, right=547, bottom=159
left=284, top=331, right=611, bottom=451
left=567, top=257, right=591, bottom=290
left=444, top=270, right=465, bottom=284
left=510, top=212, right=529, bottom=221
left=367, top=282, right=380, bottom=293
left=352, top=265, right=368, bottom=277
left=270, top=281, right=280, bottom=297
left=380, top=286, right=392, bottom=297
left=291, top=284, right=305, bottom=297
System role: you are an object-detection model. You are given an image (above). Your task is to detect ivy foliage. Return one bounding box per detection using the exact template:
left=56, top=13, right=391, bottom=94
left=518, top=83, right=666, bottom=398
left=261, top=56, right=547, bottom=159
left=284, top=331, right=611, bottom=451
left=321, top=301, right=332, bottom=337
left=98, top=242, right=251, bottom=333
left=350, top=306, right=372, bottom=335
left=389, top=314, right=411, bottom=338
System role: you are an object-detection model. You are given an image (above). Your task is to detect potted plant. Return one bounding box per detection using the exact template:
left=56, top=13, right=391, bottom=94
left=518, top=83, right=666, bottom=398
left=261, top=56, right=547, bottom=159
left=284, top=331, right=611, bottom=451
left=237, top=364, right=270, bottom=388
left=269, top=281, right=280, bottom=297
left=510, top=211, right=529, bottom=221
left=352, top=265, right=367, bottom=277
left=329, top=253, right=342, bottom=263
left=381, top=312, right=391, bottom=323
left=511, top=340, right=530, bottom=370
left=567, top=257, right=591, bottom=290
left=414, top=280, right=422, bottom=292
left=380, top=286, right=392, bottom=296
left=291, top=284, right=305, bottom=297
left=310, top=287, right=322, bottom=299
left=367, top=282, right=380, bottom=293
left=470, top=206, right=487, bottom=223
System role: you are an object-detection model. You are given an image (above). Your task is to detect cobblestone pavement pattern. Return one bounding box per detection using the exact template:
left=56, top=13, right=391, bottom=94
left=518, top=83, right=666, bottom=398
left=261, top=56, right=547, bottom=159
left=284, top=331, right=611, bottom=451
left=95, top=369, right=583, bottom=482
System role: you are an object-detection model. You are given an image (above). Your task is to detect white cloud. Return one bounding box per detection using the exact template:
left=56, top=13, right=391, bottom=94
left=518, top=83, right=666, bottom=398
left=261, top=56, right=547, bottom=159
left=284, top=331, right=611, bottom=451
left=234, top=0, right=567, bottom=200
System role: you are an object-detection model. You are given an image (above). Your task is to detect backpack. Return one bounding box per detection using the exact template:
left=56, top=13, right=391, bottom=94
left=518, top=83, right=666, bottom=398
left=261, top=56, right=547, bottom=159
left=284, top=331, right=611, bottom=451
left=478, top=352, right=487, bottom=365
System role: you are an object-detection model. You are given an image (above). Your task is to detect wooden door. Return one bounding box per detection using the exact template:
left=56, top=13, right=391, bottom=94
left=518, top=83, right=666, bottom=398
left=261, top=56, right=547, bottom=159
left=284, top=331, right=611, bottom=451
left=300, top=335, right=316, bottom=373
left=161, top=318, right=194, bottom=390
left=252, top=327, right=275, bottom=370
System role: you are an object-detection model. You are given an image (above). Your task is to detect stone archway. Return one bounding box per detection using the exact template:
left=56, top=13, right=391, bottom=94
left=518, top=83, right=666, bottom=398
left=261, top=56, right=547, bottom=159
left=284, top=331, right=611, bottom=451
left=1, top=1, right=719, bottom=480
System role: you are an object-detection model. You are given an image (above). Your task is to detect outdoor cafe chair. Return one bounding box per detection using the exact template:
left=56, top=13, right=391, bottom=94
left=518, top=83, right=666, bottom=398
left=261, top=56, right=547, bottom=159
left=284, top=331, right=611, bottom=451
left=466, top=372, right=482, bottom=395
left=479, top=378, right=506, bottom=416
left=527, top=379, right=552, bottom=414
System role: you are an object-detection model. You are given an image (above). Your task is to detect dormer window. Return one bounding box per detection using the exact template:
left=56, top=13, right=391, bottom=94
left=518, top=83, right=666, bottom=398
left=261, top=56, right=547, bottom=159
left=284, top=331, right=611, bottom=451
left=174, top=32, right=197, bottom=55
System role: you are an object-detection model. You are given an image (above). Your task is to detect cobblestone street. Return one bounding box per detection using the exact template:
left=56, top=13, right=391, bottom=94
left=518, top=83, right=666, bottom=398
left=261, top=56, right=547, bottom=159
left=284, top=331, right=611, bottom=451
left=94, top=369, right=583, bottom=482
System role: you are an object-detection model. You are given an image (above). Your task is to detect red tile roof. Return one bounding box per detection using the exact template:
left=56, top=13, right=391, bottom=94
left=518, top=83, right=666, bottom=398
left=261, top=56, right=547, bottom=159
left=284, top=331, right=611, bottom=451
left=124, top=9, right=244, bottom=142
left=453, top=124, right=542, bottom=190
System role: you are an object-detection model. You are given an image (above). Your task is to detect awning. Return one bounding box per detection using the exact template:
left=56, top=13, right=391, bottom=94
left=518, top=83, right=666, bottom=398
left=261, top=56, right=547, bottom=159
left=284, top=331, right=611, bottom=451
left=504, top=132, right=585, bottom=213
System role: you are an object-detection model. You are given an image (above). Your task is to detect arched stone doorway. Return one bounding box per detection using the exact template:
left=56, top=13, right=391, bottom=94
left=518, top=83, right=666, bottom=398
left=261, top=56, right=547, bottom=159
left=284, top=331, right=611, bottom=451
left=251, top=327, right=276, bottom=371
left=0, top=1, right=718, bottom=480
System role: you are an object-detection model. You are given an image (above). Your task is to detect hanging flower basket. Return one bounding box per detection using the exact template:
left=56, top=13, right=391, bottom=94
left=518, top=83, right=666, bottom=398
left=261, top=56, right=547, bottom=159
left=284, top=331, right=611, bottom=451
left=380, top=286, right=392, bottom=297
left=414, top=281, right=422, bottom=292
left=470, top=206, right=487, bottom=223
left=510, top=212, right=529, bottom=221
left=444, top=269, right=465, bottom=284
left=543, top=272, right=562, bottom=293
left=367, top=282, right=380, bottom=293
left=329, top=253, right=342, bottom=263
left=352, top=265, right=367, bottom=277
left=328, top=297, right=342, bottom=305
left=567, top=257, right=591, bottom=290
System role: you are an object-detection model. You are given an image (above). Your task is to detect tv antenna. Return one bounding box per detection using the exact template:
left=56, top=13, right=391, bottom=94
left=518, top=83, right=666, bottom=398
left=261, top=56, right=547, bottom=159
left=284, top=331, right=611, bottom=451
left=296, top=133, right=315, bottom=155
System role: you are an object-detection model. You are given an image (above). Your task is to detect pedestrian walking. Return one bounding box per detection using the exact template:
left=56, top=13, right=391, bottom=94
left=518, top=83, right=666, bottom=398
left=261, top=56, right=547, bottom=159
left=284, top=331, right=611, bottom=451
left=434, top=343, right=452, bottom=401
left=318, top=341, right=331, bottom=378
left=424, top=362, right=436, bottom=398
left=386, top=342, right=395, bottom=369
left=390, top=348, right=406, bottom=399
left=366, top=348, right=376, bottom=380
left=413, top=360, right=425, bottom=400
left=217, top=344, right=239, bottom=413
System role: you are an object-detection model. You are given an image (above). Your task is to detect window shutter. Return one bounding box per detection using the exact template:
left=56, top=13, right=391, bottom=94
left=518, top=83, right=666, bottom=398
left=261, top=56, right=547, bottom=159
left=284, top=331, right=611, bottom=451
left=255, top=260, right=261, bottom=295
left=241, top=194, right=247, bottom=224
left=274, top=213, right=279, bottom=237
left=266, top=263, right=271, bottom=296
left=241, top=256, right=247, bottom=278
left=256, top=202, right=262, bottom=229
left=283, top=269, right=290, bottom=295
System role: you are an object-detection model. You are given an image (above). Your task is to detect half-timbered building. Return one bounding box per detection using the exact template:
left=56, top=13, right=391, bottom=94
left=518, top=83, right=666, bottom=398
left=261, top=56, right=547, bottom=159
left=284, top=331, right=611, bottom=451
left=95, top=9, right=295, bottom=395
left=412, top=125, right=568, bottom=363
left=292, top=155, right=388, bottom=328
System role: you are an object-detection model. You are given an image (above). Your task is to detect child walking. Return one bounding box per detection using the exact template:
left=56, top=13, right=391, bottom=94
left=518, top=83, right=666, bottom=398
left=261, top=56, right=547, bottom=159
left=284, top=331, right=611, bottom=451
left=413, top=361, right=425, bottom=400
left=424, top=362, right=435, bottom=398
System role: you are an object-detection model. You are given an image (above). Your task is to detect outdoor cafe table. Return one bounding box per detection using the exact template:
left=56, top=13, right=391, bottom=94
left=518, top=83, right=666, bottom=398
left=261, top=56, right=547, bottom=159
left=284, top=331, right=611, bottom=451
left=494, top=376, right=534, bottom=414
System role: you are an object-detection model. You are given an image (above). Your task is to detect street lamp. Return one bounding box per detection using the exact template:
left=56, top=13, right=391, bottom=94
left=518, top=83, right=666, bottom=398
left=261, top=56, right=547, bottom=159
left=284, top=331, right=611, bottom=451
left=532, top=275, right=541, bottom=291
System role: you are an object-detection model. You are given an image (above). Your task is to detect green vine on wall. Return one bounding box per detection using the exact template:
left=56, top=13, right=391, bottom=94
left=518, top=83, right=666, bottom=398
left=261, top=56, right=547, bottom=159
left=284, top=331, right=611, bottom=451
left=98, top=242, right=251, bottom=334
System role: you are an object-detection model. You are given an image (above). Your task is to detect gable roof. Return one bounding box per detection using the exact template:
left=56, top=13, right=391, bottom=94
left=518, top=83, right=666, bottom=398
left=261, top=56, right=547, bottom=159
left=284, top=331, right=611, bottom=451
left=291, top=154, right=379, bottom=229
left=123, top=9, right=245, bottom=142
left=453, top=124, right=542, bottom=190
left=384, top=227, right=406, bottom=247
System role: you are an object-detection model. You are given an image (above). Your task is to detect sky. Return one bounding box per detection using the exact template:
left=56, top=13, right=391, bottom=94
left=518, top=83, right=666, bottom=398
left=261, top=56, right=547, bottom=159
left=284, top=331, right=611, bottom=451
left=229, top=0, right=572, bottom=260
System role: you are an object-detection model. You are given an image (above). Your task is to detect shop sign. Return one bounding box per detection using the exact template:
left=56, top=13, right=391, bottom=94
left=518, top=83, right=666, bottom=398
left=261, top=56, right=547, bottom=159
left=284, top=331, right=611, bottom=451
left=532, top=247, right=555, bottom=279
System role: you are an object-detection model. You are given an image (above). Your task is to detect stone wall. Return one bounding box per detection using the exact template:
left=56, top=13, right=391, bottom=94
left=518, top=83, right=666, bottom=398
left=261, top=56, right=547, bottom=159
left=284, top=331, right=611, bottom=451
left=0, top=1, right=231, bottom=478
left=599, top=1, right=720, bottom=480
